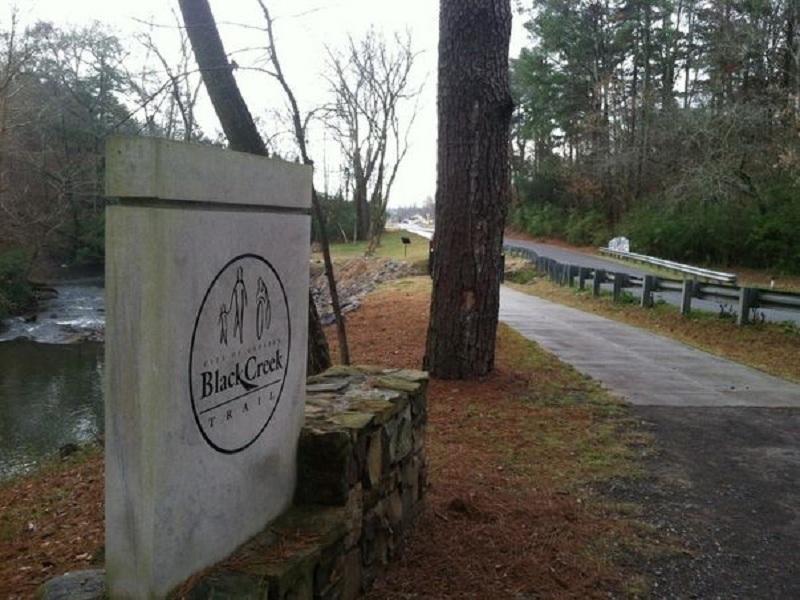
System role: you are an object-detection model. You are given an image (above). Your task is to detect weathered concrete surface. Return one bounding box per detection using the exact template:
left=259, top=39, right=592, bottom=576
left=105, top=137, right=311, bottom=598
left=499, top=286, right=800, bottom=407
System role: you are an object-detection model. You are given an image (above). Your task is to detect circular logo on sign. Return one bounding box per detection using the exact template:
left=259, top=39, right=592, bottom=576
left=188, top=254, right=291, bottom=454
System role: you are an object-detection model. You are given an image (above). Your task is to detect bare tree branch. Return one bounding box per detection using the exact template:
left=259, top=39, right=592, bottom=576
left=255, top=0, right=350, bottom=366
left=323, top=29, right=422, bottom=247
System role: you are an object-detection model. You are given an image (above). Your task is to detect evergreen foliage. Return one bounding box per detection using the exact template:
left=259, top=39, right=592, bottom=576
left=0, top=250, right=33, bottom=319
left=512, top=0, right=800, bottom=272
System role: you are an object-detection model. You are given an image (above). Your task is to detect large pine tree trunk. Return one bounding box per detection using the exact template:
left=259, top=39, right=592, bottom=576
left=424, top=0, right=513, bottom=379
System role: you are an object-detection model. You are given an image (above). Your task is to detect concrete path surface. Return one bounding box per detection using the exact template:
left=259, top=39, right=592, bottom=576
left=499, top=285, right=800, bottom=407
left=500, top=286, right=800, bottom=595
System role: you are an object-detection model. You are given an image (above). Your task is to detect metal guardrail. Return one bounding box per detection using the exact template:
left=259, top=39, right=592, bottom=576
left=597, top=247, right=738, bottom=285
left=504, top=243, right=800, bottom=325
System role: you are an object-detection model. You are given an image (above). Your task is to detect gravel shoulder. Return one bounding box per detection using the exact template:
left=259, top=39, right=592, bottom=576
left=615, top=406, right=800, bottom=598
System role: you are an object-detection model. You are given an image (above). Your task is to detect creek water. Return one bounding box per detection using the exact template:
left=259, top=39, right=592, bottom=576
left=0, top=281, right=105, bottom=481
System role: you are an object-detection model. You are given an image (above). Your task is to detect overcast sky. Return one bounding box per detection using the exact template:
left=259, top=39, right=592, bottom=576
left=19, top=1, right=527, bottom=207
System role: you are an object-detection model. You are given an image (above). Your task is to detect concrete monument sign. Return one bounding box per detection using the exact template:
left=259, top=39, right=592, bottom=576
left=104, top=136, right=311, bottom=598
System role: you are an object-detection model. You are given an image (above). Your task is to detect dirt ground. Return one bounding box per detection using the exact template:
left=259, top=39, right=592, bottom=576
left=3, top=257, right=800, bottom=598
left=334, top=264, right=800, bottom=598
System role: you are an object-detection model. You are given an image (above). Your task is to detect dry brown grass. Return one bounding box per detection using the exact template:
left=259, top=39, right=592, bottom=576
left=332, top=277, right=646, bottom=599
left=1, top=274, right=645, bottom=599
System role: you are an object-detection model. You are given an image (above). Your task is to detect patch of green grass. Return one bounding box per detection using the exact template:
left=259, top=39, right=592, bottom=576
left=324, top=230, right=430, bottom=263
left=506, top=266, right=539, bottom=284
left=496, top=324, right=649, bottom=487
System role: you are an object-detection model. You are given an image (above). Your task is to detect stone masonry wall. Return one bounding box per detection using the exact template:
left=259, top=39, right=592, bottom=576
left=182, top=365, right=429, bottom=599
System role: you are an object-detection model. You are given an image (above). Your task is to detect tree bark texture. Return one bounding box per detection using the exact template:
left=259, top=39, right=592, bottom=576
left=178, top=0, right=267, bottom=155
left=424, top=0, right=513, bottom=379
left=178, top=0, right=331, bottom=375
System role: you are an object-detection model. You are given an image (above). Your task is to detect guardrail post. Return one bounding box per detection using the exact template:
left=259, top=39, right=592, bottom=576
left=612, top=273, right=628, bottom=301
left=737, top=287, right=757, bottom=326
left=592, top=269, right=605, bottom=297
left=680, top=280, right=695, bottom=316
left=641, top=275, right=655, bottom=308
left=567, top=265, right=578, bottom=287
left=578, top=267, right=589, bottom=291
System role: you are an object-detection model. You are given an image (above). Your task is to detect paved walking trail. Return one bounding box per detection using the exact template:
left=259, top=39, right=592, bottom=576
left=499, top=285, right=800, bottom=407
left=500, top=286, right=800, bottom=596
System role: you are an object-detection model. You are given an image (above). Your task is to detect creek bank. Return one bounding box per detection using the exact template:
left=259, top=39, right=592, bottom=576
left=2, top=258, right=418, bottom=343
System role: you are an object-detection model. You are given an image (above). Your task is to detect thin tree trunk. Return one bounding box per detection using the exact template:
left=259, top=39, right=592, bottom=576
left=177, top=0, right=267, bottom=155
left=178, top=0, right=331, bottom=374
left=424, top=0, right=513, bottom=379
left=255, top=0, right=350, bottom=366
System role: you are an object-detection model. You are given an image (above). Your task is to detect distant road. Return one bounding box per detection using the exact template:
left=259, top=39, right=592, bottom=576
left=504, top=238, right=646, bottom=277
left=504, top=237, right=800, bottom=325
left=402, top=226, right=799, bottom=325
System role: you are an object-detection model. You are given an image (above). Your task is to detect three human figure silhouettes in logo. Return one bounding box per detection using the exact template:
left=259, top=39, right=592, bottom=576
left=218, top=267, right=271, bottom=346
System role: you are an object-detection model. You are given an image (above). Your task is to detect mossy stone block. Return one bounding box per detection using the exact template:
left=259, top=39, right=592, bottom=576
left=371, top=376, right=420, bottom=394
left=296, top=429, right=353, bottom=505
left=380, top=368, right=429, bottom=383
left=330, top=411, right=374, bottom=430
left=384, top=406, right=413, bottom=463
left=351, top=396, right=404, bottom=425
left=36, top=570, right=105, bottom=600
left=185, top=572, right=269, bottom=599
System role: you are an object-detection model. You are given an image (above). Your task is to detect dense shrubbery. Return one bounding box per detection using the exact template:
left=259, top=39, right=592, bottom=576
left=619, top=191, right=800, bottom=272
left=565, top=209, right=612, bottom=247
left=508, top=202, right=565, bottom=239
left=510, top=188, right=800, bottom=274
left=0, top=250, right=34, bottom=319
left=510, top=1, right=800, bottom=275
left=508, top=202, right=610, bottom=248
left=311, top=194, right=358, bottom=244
left=70, top=209, right=106, bottom=266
